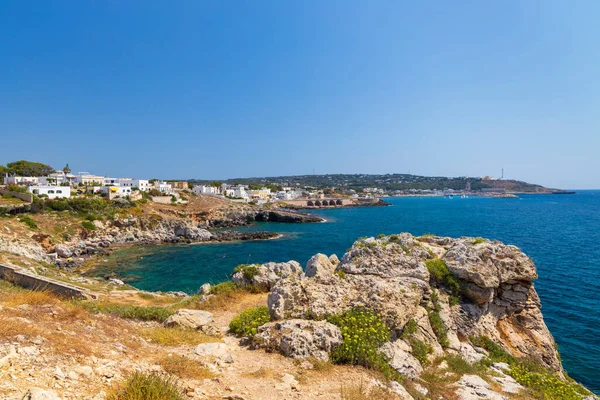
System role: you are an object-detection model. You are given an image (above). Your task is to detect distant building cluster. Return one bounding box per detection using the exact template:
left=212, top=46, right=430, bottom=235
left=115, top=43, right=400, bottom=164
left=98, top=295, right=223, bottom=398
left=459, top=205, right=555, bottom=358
left=3, top=170, right=177, bottom=201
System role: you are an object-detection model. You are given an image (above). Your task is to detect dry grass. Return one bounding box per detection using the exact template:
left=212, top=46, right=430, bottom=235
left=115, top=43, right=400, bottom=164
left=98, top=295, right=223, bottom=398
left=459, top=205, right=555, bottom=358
left=157, top=355, right=215, bottom=380
left=340, top=381, right=398, bottom=400
left=243, top=367, right=277, bottom=379
left=140, top=327, right=221, bottom=347
left=0, top=316, right=39, bottom=339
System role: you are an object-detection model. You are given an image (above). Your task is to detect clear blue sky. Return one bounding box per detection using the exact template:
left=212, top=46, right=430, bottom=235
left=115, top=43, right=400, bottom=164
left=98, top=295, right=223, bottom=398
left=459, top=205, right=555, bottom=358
left=1, top=1, right=599, bottom=189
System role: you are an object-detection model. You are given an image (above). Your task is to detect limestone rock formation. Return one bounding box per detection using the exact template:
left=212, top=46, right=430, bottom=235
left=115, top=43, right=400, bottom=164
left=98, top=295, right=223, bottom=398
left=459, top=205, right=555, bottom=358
left=232, top=261, right=304, bottom=291
left=254, top=319, right=342, bottom=361
left=163, top=309, right=213, bottom=331
left=267, top=233, right=563, bottom=375
left=305, top=253, right=336, bottom=278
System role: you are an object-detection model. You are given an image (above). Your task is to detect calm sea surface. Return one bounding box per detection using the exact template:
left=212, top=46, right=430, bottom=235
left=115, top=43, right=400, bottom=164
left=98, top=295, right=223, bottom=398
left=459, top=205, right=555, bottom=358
left=94, top=192, right=600, bottom=391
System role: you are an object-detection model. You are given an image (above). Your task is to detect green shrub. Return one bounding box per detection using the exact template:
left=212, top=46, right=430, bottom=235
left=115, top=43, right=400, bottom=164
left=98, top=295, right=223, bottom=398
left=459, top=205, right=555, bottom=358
left=19, top=216, right=38, bottom=229
left=229, top=306, right=271, bottom=337
left=80, top=302, right=173, bottom=322
left=81, top=221, right=96, bottom=230
left=108, top=372, right=184, bottom=400
left=210, top=281, right=239, bottom=295
left=389, top=234, right=399, bottom=241
left=509, top=363, right=589, bottom=400
left=470, top=336, right=514, bottom=364
left=471, top=237, right=485, bottom=245
left=426, top=259, right=461, bottom=299
left=401, top=319, right=418, bottom=339
left=469, top=336, right=590, bottom=400
left=409, top=338, right=432, bottom=365
left=327, top=309, right=398, bottom=379
left=46, top=200, right=72, bottom=211
left=233, top=264, right=259, bottom=281
left=428, top=309, right=449, bottom=348
left=335, top=269, right=346, bottom=279
left=377, top=233, right=385, bottom=239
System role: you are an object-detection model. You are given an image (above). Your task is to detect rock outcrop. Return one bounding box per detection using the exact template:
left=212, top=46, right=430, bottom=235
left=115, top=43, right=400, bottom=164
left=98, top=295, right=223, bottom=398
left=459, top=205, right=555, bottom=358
left=254, top=319, right=343, bottom=361
left=265, top=233, right=563, bottom=376
left=232, top=261, right=304, bottom=291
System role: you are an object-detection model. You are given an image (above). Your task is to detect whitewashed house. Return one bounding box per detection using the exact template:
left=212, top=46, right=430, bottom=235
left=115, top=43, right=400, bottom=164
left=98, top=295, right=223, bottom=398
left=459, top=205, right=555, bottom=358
left=28, top=186, right=71, bottom=199
left=74, top=173, right=105, bottom=186
left=153, top=181, right=174, bottom=194
left=193, top=185, right=220, bottom=195
left=3, top=176, right=39, bottom=185
left=131, top=179, right=150, bottom=191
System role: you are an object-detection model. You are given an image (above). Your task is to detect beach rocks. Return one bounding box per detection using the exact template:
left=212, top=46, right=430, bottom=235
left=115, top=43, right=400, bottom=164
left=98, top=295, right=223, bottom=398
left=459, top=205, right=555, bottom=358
left=232, top=261, right=304, bottom=291
left=455, top=375, right=509, bottom=400
left=254, top=319, right=342, bottom=361
left=53, top=244, right=72, bottom=259
left=197, top=283, right=211, bottom=295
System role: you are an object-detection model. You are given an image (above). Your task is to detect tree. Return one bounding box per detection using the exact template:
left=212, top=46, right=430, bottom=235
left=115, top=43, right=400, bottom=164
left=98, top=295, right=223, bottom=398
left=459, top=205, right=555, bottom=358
left=63, top=164, right=71, bottom=174
left=6, top=160, right=54, bottom=176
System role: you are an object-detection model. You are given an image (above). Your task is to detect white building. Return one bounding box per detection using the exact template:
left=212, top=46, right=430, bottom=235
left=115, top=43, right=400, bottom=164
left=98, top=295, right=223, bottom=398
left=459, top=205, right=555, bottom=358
left=98, top=186, right=134, bottom=197
left=153, top=181, right=174, bottom=194
left=3, top=176, right=39, bottom=185
left=131, top=179, right=150, bottom=191
left=74, top=173, right=105, bottom=186
left=28, top=186, right=71, bottom=199
left=193, top=185, right=220, bottom=195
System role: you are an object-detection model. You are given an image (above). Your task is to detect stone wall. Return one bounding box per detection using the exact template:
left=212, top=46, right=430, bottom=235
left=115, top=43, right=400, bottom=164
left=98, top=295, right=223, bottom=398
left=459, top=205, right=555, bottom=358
left=0, top=188, right=33, bottom=203
left=0, top=263, right=96, bottom=300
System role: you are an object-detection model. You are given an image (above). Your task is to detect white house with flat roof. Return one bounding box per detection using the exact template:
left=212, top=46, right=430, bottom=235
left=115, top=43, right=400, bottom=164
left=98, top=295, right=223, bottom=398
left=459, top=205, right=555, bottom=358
left=193, top=185, right=220, bottom=195
left=74, top=173, right=105, bottom=186
left=28, top=186, right=71, bottom=199
left=3, top=176, right=39, bottom=185
left=153, top=181, right=174, bottom=194
left=131, top=179, right=150, bottom=191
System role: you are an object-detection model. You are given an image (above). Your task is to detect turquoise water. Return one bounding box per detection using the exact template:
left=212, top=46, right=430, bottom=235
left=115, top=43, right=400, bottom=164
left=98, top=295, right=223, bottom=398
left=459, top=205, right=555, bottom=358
left=96, top=192, right=600, bottom=391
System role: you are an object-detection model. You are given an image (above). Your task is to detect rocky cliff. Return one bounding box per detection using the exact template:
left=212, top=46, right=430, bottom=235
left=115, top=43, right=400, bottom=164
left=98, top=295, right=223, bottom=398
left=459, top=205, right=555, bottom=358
left=223, top=233, right=596, bottom=399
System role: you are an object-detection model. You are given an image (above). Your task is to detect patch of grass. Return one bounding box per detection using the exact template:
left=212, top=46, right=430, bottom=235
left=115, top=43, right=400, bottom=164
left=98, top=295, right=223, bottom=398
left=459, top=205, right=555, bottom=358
left=140, top=327, right=220, bottom=346
left=340, top=381, right=397, bottom=400
left=232, top=264, right=259, bottom=281
left=428, top=308, right=449, bottom=348
left=409, top=338, right=432, bottom=365
left=377, top=233, right=386, bottom=239
left=444, top=354, right=488, bottom=376
left=229, top=306, right=271, bottom=337
left=81, top=220, right=96, bottom=230
left=79, top=301, right=173, bottom=322
left=470, top=336, right=591, bottom=400
left=0, top=288, right=59, bottom=306
left=426, top=259, right=461, bottom=300
left=181, top=281, right=261, bottom=311
left=19, top=215, right=38, bottom=229
left=471, top=237, right=485, bottom=245
left=401, top=318, right=418, bottom=339
left=335, top=269, right=346, bottom=279
left=0, top=316, right=39, bottom=339
left=108, top=372, right=185, bottom=400
left=327, top=309, right=399, bottom=380
left=157, top=355, right=215, bottom=380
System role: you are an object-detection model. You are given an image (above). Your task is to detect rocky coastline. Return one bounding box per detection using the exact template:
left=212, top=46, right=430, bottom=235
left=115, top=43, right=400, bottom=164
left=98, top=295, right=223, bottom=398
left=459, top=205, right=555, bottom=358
left=188, top=233, right=597, bottom=399
left=1, top=208, right=323, bottom=268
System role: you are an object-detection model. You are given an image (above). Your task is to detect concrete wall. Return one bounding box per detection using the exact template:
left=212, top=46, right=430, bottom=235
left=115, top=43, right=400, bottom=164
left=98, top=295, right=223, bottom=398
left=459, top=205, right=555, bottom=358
left=0, top=264, right=96, bottom=300
left=280, top=198, right=354, bottom=207
left=0, top=188, right=33, bottom=203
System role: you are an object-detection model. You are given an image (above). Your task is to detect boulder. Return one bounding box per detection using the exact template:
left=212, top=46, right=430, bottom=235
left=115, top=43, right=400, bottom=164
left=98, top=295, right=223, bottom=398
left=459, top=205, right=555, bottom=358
left=329, top=254, right=340, bottom=265
left=380, top=340, right=423, bottom=379
left=53, top=244, right=72, bottom=259
left=254, top=319, right=343, bottom=361
left=163, top=309, right=213, bottom=330
left=197, top=283, right=211, bottom=295
left=455, top=374, right=509, bottom=400
left=232, top=261, right=304, bottom=291
left=22, top=388, right=62, bottom=400
left=305, top=253, right=336, bottom=278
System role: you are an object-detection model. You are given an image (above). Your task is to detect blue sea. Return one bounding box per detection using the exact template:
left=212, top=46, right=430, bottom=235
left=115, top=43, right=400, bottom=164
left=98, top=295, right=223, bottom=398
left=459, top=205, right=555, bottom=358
left=95, top=192, right=600, bottom=392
